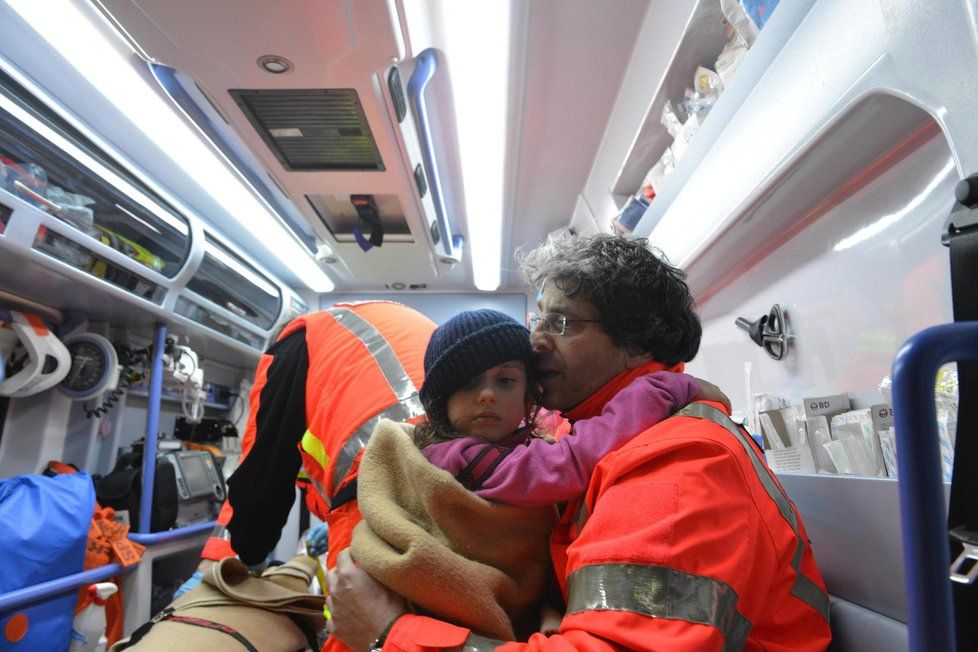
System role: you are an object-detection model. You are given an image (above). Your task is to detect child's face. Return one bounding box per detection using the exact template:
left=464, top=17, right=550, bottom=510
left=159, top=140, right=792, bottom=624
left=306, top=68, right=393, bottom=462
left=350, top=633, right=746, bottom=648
left=447, top=360, right=528, bottom=443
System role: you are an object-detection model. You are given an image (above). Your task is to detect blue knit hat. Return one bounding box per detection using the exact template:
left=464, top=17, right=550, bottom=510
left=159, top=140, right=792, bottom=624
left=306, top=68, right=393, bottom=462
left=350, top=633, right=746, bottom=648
left=419, top=309, right=533, bottom=418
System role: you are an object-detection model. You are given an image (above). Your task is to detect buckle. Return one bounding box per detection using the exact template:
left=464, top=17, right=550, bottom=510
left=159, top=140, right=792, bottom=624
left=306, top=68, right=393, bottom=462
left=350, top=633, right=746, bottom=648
left=949, top=527, right=978, bottom=584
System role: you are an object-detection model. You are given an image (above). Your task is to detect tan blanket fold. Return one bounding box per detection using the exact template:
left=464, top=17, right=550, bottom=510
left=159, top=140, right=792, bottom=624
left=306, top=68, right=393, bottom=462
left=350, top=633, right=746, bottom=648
left=351, top=419, right=554, bottom=641
left=111, top=555, right=325, bottom=651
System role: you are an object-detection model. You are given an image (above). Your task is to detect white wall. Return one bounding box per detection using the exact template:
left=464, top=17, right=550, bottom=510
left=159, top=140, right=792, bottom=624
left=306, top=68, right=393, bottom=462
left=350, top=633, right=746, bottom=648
left=687, top=128, right=955, bottom=419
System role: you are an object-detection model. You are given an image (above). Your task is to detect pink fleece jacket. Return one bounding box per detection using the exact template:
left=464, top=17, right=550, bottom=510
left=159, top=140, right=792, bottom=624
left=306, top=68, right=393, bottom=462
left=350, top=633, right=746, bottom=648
left=422, top=371, right=699, bottom=507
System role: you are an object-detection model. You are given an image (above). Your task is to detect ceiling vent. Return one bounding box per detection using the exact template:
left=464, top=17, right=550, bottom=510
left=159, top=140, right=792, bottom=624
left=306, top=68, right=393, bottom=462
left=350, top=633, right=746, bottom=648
left=230, top=89, right=384, bottom=171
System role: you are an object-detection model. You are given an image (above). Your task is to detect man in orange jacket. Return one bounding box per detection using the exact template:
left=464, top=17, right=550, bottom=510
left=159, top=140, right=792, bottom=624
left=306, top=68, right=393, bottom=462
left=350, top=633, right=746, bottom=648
left=189, top=301, right=434, bottom=647
left=326, top=235, right=831, bottom=651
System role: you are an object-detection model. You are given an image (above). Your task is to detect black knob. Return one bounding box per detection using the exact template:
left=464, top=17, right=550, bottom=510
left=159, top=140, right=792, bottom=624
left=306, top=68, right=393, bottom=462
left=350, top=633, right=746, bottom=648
left=735, top=315, right=767, bottom=347
left=955, top=176, right=978, bottom=208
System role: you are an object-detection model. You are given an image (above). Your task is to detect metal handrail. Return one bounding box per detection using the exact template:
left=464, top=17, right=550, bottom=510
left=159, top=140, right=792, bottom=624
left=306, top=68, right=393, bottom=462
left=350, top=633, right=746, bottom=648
left=892, top=321, right=978, bottom=652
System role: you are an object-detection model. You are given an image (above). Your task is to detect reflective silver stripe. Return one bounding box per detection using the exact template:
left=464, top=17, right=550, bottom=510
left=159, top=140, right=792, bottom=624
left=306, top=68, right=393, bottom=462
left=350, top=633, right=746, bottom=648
left=573, top=498, right=589, bottom=531
left=567, top=563, right=752, bottom=652
left=677, top=403, right=831, bottom=623
left=210, top=524, right=231, bottom=541
left=329, top=308, right=416, bottom=400
left=331, top=394, right=425, bottom=493
left=460, top=633, right=505, bottom=651
left=310, top=474, right=329, bottom=507
left=327, top=307, right=423, bottom=490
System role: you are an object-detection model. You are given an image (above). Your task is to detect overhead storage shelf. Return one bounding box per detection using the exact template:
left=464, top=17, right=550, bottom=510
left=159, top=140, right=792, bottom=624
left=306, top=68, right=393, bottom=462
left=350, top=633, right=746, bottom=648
left=578, top=0, right=814, bottom=237
left=620, top=0, right=966, bottom=303
left=0, top=60, right=307, bottom=367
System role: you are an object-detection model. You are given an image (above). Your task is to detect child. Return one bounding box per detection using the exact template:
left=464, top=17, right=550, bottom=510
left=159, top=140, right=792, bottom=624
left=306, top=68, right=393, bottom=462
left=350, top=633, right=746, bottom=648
left=350, top=309, right=718, bottom=640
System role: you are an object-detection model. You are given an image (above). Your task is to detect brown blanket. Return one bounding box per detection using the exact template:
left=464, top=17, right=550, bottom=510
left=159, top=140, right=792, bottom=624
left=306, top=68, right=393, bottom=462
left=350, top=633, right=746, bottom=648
left=351, top=420, right=555, bottom=640
left=111, top=555, right=325, bottom=651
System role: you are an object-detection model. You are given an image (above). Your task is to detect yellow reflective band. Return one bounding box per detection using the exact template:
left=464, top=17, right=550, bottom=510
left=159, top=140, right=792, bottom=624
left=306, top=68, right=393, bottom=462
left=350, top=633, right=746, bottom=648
left=301, top=430, right=329, bottom=470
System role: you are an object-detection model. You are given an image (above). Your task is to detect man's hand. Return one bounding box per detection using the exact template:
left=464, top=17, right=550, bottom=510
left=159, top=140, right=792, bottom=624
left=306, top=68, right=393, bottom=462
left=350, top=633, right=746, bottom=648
left=694, top=377, right=732, bottom=412
left=325, top=548, right=407, bottom=650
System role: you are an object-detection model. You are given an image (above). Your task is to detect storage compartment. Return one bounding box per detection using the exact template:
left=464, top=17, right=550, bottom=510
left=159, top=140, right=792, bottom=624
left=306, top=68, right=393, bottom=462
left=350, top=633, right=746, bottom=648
left=174, top=297, right=267, bottom=350
left=306, top=193, right=413, bottom=243
left=0, top=70, right=191, bottom=278
left=611, top=0, right=731, bottom=199
left=580, top=0, right=811, bottom=237
left=604, top=0, right=766, bottom=236
left=185, top=237, right=282, bottom=330
left=32, top=227, right=165, bottom=303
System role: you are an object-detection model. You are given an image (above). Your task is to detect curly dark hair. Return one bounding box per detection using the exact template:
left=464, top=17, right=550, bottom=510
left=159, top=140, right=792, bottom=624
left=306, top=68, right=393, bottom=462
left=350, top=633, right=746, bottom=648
left=517, top=233, right=701, bottom=365
left=412, top=365, right=544, bottom=451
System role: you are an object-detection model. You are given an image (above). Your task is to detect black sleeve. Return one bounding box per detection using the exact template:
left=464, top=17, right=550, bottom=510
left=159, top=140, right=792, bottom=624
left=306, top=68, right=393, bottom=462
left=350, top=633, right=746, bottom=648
left=226, top=328, right=309, bottom=565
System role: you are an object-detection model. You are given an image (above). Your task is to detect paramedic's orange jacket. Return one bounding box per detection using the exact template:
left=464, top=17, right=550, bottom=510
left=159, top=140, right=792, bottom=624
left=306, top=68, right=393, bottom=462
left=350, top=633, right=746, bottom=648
left=200, top=301, right=433, bottom=571
left=383, top=362, right=832, bottom=651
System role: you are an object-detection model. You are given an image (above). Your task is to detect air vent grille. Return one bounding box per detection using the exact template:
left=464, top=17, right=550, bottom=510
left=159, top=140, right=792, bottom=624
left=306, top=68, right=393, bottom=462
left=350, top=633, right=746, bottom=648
left=230, top=89, right=384, bottom=171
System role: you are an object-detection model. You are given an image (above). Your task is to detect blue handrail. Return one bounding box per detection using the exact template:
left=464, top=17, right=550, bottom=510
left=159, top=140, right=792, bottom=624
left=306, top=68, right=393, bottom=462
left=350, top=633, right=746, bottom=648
left=139, top=323, right=167, bottom=533
left=407, top=48, right=459, bottom=261
left=0, top=521, right=215, bottom=613
left=891, top=321, right=978, bottom=652
left=0, top=564, right=123, bottom=614
left=129, top=520, right=215, bottom=545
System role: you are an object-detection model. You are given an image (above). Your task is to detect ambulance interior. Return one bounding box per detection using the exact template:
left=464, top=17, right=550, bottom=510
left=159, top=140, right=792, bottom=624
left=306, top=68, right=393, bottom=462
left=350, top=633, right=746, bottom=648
left=0, top=0, right=973, bottom=650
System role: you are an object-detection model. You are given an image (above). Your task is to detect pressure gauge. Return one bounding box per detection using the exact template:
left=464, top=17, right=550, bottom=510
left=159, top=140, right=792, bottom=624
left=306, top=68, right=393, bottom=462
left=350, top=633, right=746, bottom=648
left=58, top=333, right=120, bottom=401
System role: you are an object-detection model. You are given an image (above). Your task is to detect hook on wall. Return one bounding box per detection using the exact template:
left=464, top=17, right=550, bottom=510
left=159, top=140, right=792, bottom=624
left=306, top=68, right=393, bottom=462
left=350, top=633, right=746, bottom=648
left=735, top=303, right=789, bottom=361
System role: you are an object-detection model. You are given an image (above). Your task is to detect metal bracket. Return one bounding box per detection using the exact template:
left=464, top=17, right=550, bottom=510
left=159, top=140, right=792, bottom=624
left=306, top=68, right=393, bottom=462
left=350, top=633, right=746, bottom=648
left=950, top=527, right=978, bottom=584
left=942, top=175, right=978, bottom=246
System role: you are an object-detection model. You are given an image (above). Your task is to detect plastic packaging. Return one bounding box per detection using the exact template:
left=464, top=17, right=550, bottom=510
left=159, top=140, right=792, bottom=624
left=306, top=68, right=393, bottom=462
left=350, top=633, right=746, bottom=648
left=3, top=160, right=49, bottom=206
left=670, top=112, right=702, bottom=163
left=831, top=409, right=885, bottom=477
left=681, top=67, right=723, bottom=122
left=69, top=582, right=118, bottom=652
left=716, top=32, right=750, bottom=87
left=694, top=66, right=724, bottom=97
left=721, top=0, right=761, bottom=45
left=660, top=101, right=684, bottom=139
left=879, top=427, right=898, bottom=477
left=611, top=196, right=650, bottom=236
left=779, top=405, right=807, bottom=447
left=806, top=416, right=837, bottom=473
left=822, top=440, right=853, bottom=475
left=46, top=185, right=97, bottom=233
left=741, top=0, right=781, bottom=30
left=641, top=153, right=671, bottom=195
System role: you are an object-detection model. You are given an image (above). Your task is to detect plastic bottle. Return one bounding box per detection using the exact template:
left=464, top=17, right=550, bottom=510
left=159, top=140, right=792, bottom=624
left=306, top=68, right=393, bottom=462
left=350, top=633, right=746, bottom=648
left=68, top=582, right=118, bottom=652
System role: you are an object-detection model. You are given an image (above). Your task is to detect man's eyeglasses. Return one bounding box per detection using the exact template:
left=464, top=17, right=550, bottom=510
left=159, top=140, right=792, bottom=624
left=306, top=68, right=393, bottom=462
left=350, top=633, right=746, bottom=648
left=527, top=312, right=604, bottom=336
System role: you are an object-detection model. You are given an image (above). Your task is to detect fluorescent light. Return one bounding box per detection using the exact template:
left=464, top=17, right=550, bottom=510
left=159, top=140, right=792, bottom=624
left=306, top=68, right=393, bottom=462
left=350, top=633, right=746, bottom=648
left=8, top=0, right=334, bottom=292
left=440, top=1, right=512, bottom=291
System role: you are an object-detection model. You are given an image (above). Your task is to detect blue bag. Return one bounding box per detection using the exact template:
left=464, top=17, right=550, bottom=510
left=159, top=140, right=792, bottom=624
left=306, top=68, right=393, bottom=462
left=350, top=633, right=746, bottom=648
left=0, top=473, right=94, bottom=650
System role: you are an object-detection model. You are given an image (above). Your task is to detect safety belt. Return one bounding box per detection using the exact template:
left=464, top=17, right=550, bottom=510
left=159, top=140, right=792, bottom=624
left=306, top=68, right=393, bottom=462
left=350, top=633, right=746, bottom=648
left=942, top=176, right=978, bottom=649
